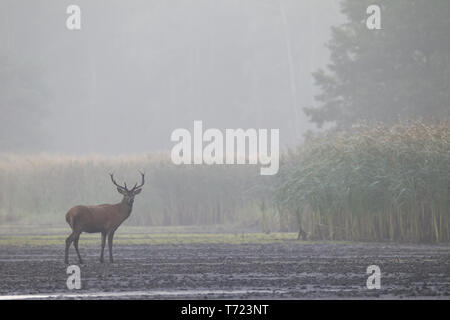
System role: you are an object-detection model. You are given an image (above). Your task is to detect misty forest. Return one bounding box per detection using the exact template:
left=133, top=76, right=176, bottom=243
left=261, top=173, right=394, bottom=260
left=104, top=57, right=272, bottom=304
left=1, top=0, right=449, bottom=243
left=1, top=0, right=450, bottom=300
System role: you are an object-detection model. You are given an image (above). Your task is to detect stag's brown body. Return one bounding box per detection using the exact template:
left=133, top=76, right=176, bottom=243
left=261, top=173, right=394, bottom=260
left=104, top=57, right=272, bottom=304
left=66, top=202, right=131, bottom=233
left=65, top=172, right=144, bottom=264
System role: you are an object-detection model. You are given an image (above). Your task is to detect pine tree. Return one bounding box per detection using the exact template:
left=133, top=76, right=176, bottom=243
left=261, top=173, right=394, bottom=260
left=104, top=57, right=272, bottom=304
left=304, top=0, right=450, bottom=128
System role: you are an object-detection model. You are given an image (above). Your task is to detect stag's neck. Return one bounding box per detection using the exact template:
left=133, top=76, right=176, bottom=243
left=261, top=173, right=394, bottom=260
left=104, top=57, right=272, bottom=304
left=119, top=198, right=133, bottom=219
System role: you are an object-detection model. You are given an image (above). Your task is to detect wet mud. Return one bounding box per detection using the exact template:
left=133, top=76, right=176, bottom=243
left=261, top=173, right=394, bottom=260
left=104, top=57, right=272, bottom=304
left=0, top=242, right=448, bottom=299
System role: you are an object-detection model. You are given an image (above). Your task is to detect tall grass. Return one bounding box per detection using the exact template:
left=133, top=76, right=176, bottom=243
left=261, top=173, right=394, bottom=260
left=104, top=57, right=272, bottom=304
left=0, top=120, right=448, bottom=242
left=275, top=120, right=450, bottom=242
left=0, top=152, right=282, bottom=229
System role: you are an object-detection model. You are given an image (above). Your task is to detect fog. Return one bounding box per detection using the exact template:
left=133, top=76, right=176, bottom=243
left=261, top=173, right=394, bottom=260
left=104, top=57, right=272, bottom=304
left=0, top=0, right=342, bottom=154
left=1, top=2, right=449, bottom=301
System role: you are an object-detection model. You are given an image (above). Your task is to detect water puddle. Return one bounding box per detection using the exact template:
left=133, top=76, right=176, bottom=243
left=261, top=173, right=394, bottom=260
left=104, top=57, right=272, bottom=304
left=0, top=289, right=285, bottom=300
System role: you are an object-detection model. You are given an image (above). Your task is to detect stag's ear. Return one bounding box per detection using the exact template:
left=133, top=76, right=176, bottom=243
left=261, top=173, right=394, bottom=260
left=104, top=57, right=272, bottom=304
left=117, top=187, right=127, bottom=195
left=133, top=188, right=142, bottom=195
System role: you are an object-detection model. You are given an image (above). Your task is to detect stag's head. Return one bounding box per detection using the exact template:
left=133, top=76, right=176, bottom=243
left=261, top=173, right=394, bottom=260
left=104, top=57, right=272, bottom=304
left=109, top=171, right=145, bottom=206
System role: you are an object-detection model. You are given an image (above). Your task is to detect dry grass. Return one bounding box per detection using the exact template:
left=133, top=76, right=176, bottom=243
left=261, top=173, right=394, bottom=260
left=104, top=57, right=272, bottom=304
left=1, top=120, right=448, bottom=243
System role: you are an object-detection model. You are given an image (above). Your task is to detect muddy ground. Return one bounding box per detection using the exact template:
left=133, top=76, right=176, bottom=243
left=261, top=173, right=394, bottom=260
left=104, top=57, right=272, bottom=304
left=0, top=242, right=449, bottom=299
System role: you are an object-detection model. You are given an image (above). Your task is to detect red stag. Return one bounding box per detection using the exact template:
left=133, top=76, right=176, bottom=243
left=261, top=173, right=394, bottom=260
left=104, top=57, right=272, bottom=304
left=64, top=171, right=145, bottom=264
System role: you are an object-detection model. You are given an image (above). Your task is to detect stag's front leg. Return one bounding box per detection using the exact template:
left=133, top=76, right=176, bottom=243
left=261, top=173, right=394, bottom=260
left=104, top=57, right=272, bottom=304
left=107, top=231, right=115, bottom=263
left=100, top=232, right=106, bottom=263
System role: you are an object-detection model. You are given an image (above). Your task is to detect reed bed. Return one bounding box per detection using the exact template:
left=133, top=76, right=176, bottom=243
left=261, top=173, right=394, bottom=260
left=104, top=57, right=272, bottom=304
left=0, top=120, right=448, bottom=242
left=275, top=120, right=450, bottom=242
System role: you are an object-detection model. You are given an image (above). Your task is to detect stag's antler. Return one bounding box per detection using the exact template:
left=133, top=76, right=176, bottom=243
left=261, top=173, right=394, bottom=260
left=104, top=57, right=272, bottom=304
left=131, top=171, right=145, bottom=191
left=110, top=173, right=128, bottom=191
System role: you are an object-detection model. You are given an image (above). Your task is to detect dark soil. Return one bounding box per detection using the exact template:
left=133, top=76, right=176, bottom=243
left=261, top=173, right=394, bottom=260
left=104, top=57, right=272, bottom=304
left=0, top=242, right=449, bottom=299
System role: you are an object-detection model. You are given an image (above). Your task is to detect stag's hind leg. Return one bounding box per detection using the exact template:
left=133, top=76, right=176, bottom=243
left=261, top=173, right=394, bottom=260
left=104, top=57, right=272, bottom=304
left=73, top=233, right=83, bottom=264
left=65, top=232, right=74, bottom=264
left=65, top=230, right=82, bottom=264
